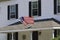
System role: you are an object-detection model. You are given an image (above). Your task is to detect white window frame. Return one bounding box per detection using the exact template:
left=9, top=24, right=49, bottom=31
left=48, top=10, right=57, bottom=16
left=31, top=1, right=38, bottom=17
left=57, top=0, right=60, bottom=14
left=9, top=5, right=16, bottom=19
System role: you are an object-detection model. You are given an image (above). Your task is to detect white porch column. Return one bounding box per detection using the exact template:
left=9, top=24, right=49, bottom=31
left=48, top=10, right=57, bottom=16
left=52, top=30, right=54, bottom=39
left=12, top=32, right=13, bottom=40
left=30, top=31, right=32, bottom=40
left=0, top=33, right=7, bottom=40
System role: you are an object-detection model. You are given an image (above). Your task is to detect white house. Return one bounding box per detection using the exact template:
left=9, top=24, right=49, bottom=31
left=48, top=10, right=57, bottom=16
left=0, top=0, right=60, bottom=40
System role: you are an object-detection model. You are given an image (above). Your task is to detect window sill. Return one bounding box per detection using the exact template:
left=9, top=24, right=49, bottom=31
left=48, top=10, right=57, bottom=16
left=33, top=16, right=40, bottom=18
left=56, top=13, right=60, bottom=15
left=9, top=18, right=17, bottom=20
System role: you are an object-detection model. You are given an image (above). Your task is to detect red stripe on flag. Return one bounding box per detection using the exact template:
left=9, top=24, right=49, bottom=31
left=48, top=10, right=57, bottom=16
left=24, top=17, right=34, bottom=24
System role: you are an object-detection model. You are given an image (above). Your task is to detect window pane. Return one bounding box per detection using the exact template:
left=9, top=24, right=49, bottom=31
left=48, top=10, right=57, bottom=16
left=11, top=15, right=15, bottom=18
left=10, top=5, right=16, bottom=12
left=31, top=1, right=38, bottom=16
left=32, top=9, right=38, bottom=16
left=10, top=12, right=16, bottom=18
left=58, top=0, right=60, bottom=13
left=11, top=12, right=16, bottom=15
left=58, top=6, right=60, bottom=13
left=58, top=0, right=60, bottom=5
left=9, top=5, right=16, bottom=19
left=32, top=2, right=37, bottom=8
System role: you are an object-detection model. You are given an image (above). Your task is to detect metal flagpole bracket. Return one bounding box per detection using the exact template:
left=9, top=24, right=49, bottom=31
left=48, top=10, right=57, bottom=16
left=25, top=25, right=32, bottom=29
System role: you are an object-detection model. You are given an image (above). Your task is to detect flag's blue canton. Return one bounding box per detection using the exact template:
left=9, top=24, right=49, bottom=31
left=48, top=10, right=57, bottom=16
left=20, top=17, right=24, bottom=22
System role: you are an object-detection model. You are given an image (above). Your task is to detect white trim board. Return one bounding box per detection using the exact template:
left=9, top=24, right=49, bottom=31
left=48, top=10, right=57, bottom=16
left=0, top=27, right=60, bottom=33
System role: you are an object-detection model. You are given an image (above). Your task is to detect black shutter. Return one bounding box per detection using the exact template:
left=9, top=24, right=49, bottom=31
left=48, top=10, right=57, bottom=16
left=54, top=30, right=57, bottom=37
left=7, top=33, right=9, bottom=40
left=16, top=4, right=18, bottom=19
left=29, top=1, right=31, bottom=17
left=38, top=0, right=41, bottom=16
left=32, top=31, right=38, bottom=40
left=54, top=0, right=57, bottom=14
left=15, top=32, right=18, bottom=40
left=8, top=5, right=10, bottom=20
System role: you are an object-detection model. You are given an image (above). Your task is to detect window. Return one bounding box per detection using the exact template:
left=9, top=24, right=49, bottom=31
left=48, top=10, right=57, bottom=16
left=10, top=5, right=16, bottom=18
left=8, top=4, right=18, bottom=20
left=54, top=29, right=60, bottom=37
left=54, top=0, right=60, bottom=14
left=29, top=0, right=41, bottom=17
left=32, top=1, right=38, bottom=16
left=58, top=0, right=60, bottom=13
left=7, top=32, right=18, bottom=40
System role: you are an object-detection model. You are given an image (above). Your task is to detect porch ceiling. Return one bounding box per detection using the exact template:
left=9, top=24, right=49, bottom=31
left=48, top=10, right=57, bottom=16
left=0, top=20, right=60, bottom=33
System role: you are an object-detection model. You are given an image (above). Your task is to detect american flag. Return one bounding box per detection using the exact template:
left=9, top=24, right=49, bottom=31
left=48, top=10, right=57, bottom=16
left=20, top=17, right=34, bottom=26
left=20, top=17, right=27, bottom=26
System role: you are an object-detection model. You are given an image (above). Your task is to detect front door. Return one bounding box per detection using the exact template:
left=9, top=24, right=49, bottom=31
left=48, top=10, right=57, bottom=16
left=32, top=31, right=38, bottom=40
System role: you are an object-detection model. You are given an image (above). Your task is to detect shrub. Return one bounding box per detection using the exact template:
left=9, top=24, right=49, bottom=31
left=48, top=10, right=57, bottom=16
left=52, top=36, right=60, bottom=40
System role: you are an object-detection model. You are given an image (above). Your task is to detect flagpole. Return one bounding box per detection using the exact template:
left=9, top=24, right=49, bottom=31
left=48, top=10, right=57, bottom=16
left=25, top=24, right=32, bottom=29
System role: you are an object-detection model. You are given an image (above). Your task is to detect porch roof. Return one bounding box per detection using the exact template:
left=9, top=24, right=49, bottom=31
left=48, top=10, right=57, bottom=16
left=0, top=18, right=60, bottom=33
